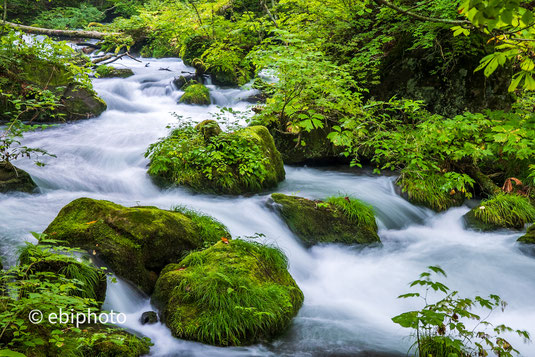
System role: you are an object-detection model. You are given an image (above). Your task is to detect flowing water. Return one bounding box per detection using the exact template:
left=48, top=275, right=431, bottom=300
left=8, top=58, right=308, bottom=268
left=1, top=56, right=535, bottom=356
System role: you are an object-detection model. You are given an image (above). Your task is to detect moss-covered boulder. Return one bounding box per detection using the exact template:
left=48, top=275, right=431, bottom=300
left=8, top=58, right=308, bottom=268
left=270, top=194, right=380, bottom=246
left=397, top=173, right=465, bottom=212
left=95, top=65, right=135, bottom=78
left=518, top=225, right=535, bottom=244
left=152, top=240, right=303, bottom=346
left=178, top=83, right=210, bottom=105
left=18, top=246, right=107, bottom=304
left=43, top=198, right=229, bottom=294
left=0, top=162, right=37, bottom=193
left=146, top=123, right=285, bottom=194
left=464, top=194, right=535, bottom=231
left=20, top=59, right=106, bottom=121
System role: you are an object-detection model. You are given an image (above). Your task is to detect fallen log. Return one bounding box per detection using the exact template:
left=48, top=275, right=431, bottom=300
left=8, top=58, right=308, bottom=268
left=2, top=21, right=120, bottom=40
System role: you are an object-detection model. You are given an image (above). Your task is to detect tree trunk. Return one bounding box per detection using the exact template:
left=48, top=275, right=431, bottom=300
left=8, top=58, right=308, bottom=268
left=462, top=164, right=502, bottom=197
left=3, top=21, right=119, bottom=40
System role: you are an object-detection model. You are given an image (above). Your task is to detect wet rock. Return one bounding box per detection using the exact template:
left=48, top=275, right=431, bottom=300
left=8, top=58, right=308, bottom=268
left=0, top=162, right=37, bottom=193
left=140, top=311, right=158, bottom=325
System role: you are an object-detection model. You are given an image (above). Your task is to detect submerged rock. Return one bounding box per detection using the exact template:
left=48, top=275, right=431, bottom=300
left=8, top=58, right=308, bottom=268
left=152, top=240, right=304, bottom=346
left=270, top=194, right=380, bottom=246
left=0, top=162, right=37, bottom=193
left=146, top=123, right=285, bottom=194
left=518, top=225, right=535, bottom=244
left=140, top=311, right=158, bottom=325
left=178, top=83, right=210, bottom=105
left=44, top=198, right=229, bottom=294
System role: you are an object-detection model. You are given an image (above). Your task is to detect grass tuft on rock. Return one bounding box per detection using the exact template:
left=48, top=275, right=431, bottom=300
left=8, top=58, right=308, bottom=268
left=326, top=196, right=376, bottom=228
left=152, top=239, right=303, bottom=346
left=468, top=193, right=535, bottom=229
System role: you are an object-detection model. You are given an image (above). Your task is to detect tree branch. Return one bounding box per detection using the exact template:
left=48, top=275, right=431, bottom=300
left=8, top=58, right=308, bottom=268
left=2, top=21, right=119, bottom=39
left=373, top=0, right=471, bottom=26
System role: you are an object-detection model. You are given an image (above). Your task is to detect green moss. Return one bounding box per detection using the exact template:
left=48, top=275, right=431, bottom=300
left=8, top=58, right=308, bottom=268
left=271, top=193, right=380, bottom=246
left=518, top=225, right=535, bottom=244
left=18, top=244, right=107, bottom=303
left=195, top=119, right=222, bottom=140
left=172, top=205, right=230, bottom=245
left=0, top=162, right=37, bottom=193
left=179, top=84, right=210, bottom=105
left=95, top=65, right=134, bottom=78
left=152, top=240, right=303, bottom=346
left=44, top=198, right=228, bottom=294
left=465, top=193, right=535, bottom=230
left=398, top=173, right=464, bottom=212
left=146, top=124, right=285, bottom=194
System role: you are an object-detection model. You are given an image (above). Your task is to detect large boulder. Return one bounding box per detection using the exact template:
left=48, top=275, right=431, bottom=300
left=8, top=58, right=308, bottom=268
left=152, top=240, right=304, bottom=346
left=0, top=162, right=37, bottom=193
left=146, top=122, right=285, bottom=194
left=464, top=193, right=535, bottom=231
left=44, top=198, right=229, bottom=294
left=518, top=225, right=535, bottom=244
left=270, top=194, right=380, bottom=246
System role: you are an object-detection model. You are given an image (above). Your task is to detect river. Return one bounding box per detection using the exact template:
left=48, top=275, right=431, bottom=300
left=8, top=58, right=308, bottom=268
left=1, top=56, right=534, bottom=356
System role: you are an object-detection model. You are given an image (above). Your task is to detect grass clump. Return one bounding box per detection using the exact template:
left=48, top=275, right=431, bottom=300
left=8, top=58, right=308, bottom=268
left=326, top=196, right=376, bottom=229
left=469, top=193, right=535, bottom=229
left=398, top=172, right=465, bottom=212
left=152, top=239, right=303, bottom=346
left=179, top=83, right=211, bottom=105
left=172, top=205, right=230, bottom=245
left=145, top=121, right=285, bottom=194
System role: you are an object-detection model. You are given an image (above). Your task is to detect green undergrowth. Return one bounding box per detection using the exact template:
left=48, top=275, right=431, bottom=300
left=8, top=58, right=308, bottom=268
left=153, top=239, right=303, bottom=346
left=471, top=193, right=535, bottom=229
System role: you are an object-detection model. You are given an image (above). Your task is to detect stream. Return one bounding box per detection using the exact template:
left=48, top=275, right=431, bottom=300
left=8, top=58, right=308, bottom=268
left=1, top=56, right=534, bottom=356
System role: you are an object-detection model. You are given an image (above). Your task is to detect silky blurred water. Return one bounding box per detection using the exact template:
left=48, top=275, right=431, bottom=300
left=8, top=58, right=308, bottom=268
left=1, top=56, right=534, bottom=356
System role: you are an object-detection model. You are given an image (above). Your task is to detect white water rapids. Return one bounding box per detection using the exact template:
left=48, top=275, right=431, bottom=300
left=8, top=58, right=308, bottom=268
left=1, top=56, right=534, bottom=356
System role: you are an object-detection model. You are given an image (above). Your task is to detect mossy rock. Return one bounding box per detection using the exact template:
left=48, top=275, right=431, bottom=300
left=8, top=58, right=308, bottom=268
left=518, top=225, right=535, bottom=244
left=179, top=83, right=210, bottom=105
left=195, top=119, right=222, bottom=140
left=152, top=240, right=304, bottom=346
left=146, top=124, right=285, bottom=194
left=0, top=162, right=37, bottom=193
left=397, top=173, right=465, bottom=212
left=43, top=198, right=229, bottom=294
left=19, top=58, right=107, bottom=121
left=464, top=194, right=535, bottom=230
left=96, top=65, right=135, bottom=78
left=270, top=194, right=380, bottom=246
left=18, top=248, right=107, bottom=304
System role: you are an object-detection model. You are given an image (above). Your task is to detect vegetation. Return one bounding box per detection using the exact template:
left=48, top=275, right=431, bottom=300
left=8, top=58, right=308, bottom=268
left=152, top=239, right=304, bottom=346
left=178, top=83, right=211, bottom=105
left=271, top=193, right=379, bottom=246
left=146, top=119, right=285, bottom=194
left=0, top=233, right=151, bottom=356
left=466, top=193, right=535, bottom=230
left=392, top=266, right=531, bottom=357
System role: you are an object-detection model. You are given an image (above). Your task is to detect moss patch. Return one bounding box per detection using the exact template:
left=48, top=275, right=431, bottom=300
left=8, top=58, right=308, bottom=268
left=518, top=225, right=535, bottom=244
left=152, top=240, right=303, bottom=346
left=179, top=83, right=210, bottom=105
left=465, top=193, right=535, bottom=230
left=146, top=123, right=285, bottom=194
left=0, top=162, right=37, bottom=193
left=44, top=198, right=229, bottom=294
left=95, top=65, right=134, bottom=78
left=271, top=193, right=380, bottom=246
